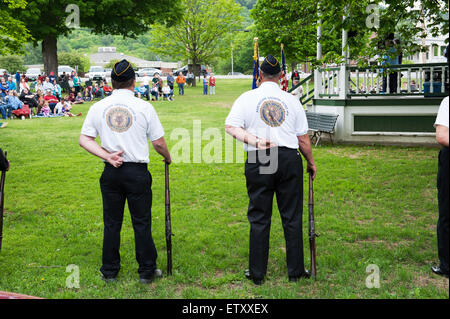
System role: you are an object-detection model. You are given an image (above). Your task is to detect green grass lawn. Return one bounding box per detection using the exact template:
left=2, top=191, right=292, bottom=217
left=0, top=79, right=448, bottom=299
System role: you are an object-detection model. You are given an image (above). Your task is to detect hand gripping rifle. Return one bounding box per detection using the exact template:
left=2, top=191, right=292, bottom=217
left=164, top=162, right=173, bottom=275
left=308, top=173, right=319, bottom=278
left=0, top=151, right=7, bottom=252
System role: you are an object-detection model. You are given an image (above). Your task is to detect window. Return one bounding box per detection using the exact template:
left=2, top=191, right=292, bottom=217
left=441, top=46, right=447, bottom=57
left=433, top=44, right=439, bottom=57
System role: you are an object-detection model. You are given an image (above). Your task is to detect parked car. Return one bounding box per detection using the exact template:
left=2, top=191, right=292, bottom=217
left=136, top=68, right=161, bottom=77
left=86, top=66, right=107, bottom=81
left=227, top=72, right=244, bottom=76
left=25, top=68, right=42, bottom=81
left=174, top=65, right=208, bottom=76
left=58, top=65, right=75, bottom=77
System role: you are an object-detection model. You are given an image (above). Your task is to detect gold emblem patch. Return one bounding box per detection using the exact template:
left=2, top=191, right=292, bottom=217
left=105, top=106, right=133, bottom=133
left=259, top=100, right=286, bottom=127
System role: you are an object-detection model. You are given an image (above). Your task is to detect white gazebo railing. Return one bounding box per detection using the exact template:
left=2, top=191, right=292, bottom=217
left=316, top=62, right=448, bottom=98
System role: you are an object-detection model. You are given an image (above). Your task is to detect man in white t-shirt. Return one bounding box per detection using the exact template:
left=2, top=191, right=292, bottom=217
left=432, top=95, right=449, bottom=278
left=225, top=55, right=316, bottom=285
left=79, top=59, right=172, bottom=284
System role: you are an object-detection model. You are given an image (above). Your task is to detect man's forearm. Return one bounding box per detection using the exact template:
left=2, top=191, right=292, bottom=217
left=79, top=135, right=111, bottom=161
left=152, top=137, right=172, bottom=163
left=225, top=125, right=258, bottom=147
left=297, top=134, right=315, bottom=165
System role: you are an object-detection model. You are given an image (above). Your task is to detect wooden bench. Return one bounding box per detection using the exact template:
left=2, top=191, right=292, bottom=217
left=306, top=112, right=339, bottom=146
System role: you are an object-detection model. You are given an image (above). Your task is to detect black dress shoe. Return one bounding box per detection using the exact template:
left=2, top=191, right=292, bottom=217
left=289, top=270, right=311, bottom=282
left=431, top=266, right=449, bottom=278
left=101, top=275, right=117, bottom=283
left=244, top=269, right=263, bottom=285
left=139, top=269, right=163, bottom=284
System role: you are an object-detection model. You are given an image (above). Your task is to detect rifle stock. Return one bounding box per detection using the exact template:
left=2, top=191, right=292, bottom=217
left=165, top=162, right=173, bottom=275
left=308, top=173, right=318, bottom=278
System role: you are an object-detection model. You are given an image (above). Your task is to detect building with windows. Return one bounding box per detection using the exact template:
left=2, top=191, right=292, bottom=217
left=89, top=47, right=180, bottom=74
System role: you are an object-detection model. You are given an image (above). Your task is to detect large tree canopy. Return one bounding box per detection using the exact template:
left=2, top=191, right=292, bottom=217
left=252, top=0, right=449, bottom=67
left=0, top=0, right=31, bottom=55
left=150, top=0, right=244, bottom=77
left=8, top=0, right=182, bottom=74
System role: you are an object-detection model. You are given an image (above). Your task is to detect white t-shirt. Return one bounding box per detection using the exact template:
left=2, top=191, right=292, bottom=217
left=162, top=85, right=170, bottom=94
left=142, top=76, right=151, bottom=86
left=81, top=89, right=164, bottom=163
left=435, top=96, right=449, bottom=128
left=225, top=81, right=308, bottom=151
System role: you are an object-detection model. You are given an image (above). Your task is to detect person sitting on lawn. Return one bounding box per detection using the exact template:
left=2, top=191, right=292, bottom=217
left=43, top=90, right=59, bottom=114
left=74, top=92, right=84, bottom=104
left=54, top=97, right=71, bottom=115
left=41, top=101, right=51, bottom=117
left=150, top=82, right=159, bottom=101
left=92, top=83, right=105, bottom=99
left=42, top=77, right=54, bottom=93
left=162, top=82, right=171, bottom=100
left=5, top=90, right=23, bottom=113
left=19, top=87, right=39, bottom=115
left=0, top=78, right=9, bottom=97
left=19, top=78, right=29, bottom=93
left=82, top=87, right=93, bottom=102
left=6, top=77, right=16, bottom=92
left=0, top=95, right=10, bottom=120
left=52, top=79, right=62, bottom=101
left=139, top=83, right=149, bottom=101
left=102, top=81, right=112, bottom=96
left=35, top=79, right=44, bottom=94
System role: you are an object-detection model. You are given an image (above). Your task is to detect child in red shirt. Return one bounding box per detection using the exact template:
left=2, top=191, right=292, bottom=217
left=208, top=73, right=216, bottom=95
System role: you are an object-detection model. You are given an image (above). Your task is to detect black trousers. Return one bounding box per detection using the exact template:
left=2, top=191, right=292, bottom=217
left=437, top=147, right=449, bottom=273
left=99, top=163, right=157, bottom=279
left=245, top=147, right=305, bottom=280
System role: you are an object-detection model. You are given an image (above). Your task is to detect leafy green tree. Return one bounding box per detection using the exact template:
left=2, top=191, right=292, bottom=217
left=58, top=51, right=90, bottom=73
left=252, top=0, right=448, bottom=69
left=0, top=55, right=25, bottom=73
left=104, top=59, right=137, bottom=71
left=7, top=0, right=182, bottom=75
left=150, top=0, right=243, bottom=85
left=0, top=0, right=31, bottom=55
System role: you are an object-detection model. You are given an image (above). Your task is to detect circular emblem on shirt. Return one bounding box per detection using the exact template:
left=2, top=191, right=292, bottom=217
left=105, top=106, right=133, bottom=133
left=259, top=100, right=286, bottom=127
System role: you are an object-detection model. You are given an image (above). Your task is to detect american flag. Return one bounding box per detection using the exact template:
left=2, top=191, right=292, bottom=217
left=252, top=38, right=260, bottom=90
left=280, top=43, right=288, bottom=91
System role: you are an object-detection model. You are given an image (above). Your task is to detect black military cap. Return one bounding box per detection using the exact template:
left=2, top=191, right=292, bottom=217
left=111, top=59, right=135, bottom=82
left=260, top=54, right=281, bottom=75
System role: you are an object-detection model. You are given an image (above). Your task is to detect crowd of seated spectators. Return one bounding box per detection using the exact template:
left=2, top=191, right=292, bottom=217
left=1, top=68, right=174, bottom=122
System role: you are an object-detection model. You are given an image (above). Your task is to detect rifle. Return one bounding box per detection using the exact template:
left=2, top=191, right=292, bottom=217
left=308, top=173, right=319, bottom=278
left=164, top=162, right=173, bottom=275
left=0, top=151, right=7, bottom=252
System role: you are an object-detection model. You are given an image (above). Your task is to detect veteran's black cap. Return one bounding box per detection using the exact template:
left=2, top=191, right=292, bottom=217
left=260, top=54, right=281, bottom=75
left=111, top=59, right=135, bottom=82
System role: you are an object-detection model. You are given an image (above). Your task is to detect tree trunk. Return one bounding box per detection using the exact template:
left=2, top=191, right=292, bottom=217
left=42, top=35, right=58, bottom=77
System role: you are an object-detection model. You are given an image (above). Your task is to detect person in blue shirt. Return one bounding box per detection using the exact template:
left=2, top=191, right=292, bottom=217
left=380, top=36, right=402, bottom=94
left=4, top=90, right=23, bottom=118
left=15, top=71, right=21, bottom=92
left=6, top=77, right=16, bottom=92
left=202, top=75, right=208, bottom=95
left=52, top=79, right=62, bottom=101
left=0, top=79, right=9, bottom=97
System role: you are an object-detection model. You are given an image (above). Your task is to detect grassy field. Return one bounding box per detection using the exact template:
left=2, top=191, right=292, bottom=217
left=0, top=79, right=448, bottom=299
